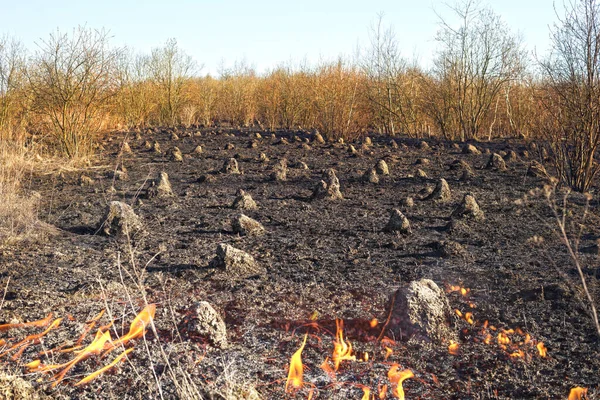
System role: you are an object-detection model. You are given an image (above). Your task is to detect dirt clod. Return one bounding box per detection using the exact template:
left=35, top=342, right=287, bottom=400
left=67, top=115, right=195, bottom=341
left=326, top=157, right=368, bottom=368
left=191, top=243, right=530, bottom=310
left=222, top=158, right=241, bottom=174
left=232, top=189, right=258, bottom=210
left=375, top=159, right=389, bottom=175
left=270, top=159, right=287, bottom=181
left=362, top=168, right=379, bottom=184
left=384, top=209, right=411, bottom=234
left=385, top=279, right=458, bottom=344
left=184, top=301, right=228, bottom=349
left=486, top=153, right=507, bottom=171
left=99, top=201, right=143, bottom=237
left=209, top=243, right=265, bottom=278
left=452, top=193, right=484, bottom=221
left=425, top=178, right=451, bottom=202
left=312, top=169, right=343, bottom=200
left=462, top=144, right=481, bottom=155
left=232, top=214, right=265, bottom=236
left=147, top=171, right=174, bottom=198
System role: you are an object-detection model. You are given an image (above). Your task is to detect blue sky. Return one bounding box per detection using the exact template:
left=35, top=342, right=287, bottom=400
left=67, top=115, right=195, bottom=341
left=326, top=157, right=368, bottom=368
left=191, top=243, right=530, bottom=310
left=2, top=0, right=557, bottom=75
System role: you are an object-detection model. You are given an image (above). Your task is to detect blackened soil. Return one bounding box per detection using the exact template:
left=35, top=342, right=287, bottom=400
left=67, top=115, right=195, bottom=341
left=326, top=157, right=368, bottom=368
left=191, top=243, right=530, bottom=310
left=1, top=127, right=599, bottom=399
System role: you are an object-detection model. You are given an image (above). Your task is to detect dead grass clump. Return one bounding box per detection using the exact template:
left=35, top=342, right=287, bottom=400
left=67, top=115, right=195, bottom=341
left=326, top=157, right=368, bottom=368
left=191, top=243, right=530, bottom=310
left=0, top=143, right=41, bottom=245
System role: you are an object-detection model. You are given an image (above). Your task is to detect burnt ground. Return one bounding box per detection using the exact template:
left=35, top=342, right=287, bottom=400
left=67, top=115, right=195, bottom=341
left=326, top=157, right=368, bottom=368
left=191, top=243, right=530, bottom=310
left=1, top=127, right=600, bottom=399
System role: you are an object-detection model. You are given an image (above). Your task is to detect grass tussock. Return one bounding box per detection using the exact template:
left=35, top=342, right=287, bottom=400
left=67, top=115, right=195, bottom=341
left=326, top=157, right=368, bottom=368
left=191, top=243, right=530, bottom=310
left=0, top=141, right=40, bottom=245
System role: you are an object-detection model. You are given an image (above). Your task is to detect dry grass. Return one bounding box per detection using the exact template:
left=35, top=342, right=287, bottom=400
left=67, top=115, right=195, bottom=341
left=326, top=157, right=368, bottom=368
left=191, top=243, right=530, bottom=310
left=0, top=141, right=40, bottom=245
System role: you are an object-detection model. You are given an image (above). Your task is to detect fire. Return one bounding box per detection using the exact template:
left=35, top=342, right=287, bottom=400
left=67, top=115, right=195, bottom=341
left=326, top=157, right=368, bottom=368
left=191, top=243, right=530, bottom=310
left=378, top=384, right=388, bottom=399
left=537, top=342, right=547, bottom=358
left=2, top=318, right=62, bottom=360
left=568, top=387, right=588, bottom=400
left=509, top=350, right=525, bottom=359
left=384, top=347, right=393, bottom=360
left=361, top=387, right=371, bottom=400
left=75, top=348, right=133, bottom=386
left=0, top=313, right=53, bottom=332
left=387, top=364, right=414, bottom=399
left=464, top=312, right=474, bottom=324
left=446, top=285, right=470, bottom=296
left=285, top=334, right=307, bottom=393
left=51, top=330, right=112, bottom=387
left=332, top=319, right=355, bottom=370
left=370, top=318, right=378, bottom=328
left=448, top=341, right=459, bottom=355
left=103, top=304, right=156, bottom=354
left=497, top=332, right=511, bottom=345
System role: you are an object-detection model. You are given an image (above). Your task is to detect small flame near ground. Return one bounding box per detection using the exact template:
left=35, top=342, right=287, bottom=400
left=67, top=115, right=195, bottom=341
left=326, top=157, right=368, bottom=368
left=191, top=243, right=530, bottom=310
left=387, top=364, right=414, bottom=399
left=448, top=341, right=459, bottom=355
left=568, top=387, right=588, bottom=400
left=1, top=304, right=156, bottom=387
left=285, top=333, right=307, bottom=393
left=537, top=342, right=547, bottom=358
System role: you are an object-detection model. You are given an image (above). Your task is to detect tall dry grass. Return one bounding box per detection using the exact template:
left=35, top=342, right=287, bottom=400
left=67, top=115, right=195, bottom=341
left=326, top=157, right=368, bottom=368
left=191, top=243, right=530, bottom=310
left=0, top=140, right=39, bottom=245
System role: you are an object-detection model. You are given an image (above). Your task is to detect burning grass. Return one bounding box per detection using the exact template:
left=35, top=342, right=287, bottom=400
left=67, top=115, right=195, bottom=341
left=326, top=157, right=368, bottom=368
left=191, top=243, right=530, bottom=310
left=0, top=304, right=155, bottom=388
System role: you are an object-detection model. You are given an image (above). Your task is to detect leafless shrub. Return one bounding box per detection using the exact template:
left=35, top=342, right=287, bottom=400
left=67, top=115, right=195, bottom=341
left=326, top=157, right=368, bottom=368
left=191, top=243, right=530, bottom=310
left=27, top=26, right=120, bottom=158
left=539, top=0, right=600, bottom=192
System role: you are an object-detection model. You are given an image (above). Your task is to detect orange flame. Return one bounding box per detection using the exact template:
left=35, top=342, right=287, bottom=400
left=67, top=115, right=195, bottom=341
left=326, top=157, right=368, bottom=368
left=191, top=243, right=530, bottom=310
left=448, top=341, right=459, bottom=355
left=75, top=348, right=134, bottom=386
left=378, top=384, right=388, bottom=399
left=103, top=304, right=156, bottom=354
left=509, top=350, right=525, bottom=359
left=332, top=319, right=355, bottom=371
left=464, top=312, right=474, bottom=324
left=497, top=332, right=511, bottom=345
left=370, top=318, right=378, bottom=328
left=320, top=357, right=336, bottom=381
left=537, top=342, right=547, bottom=358
left=0, top=313, right=53, bottom=332
left=51, top=329, right=112, bottom=387
left=387, top=364, right=414, bottom=399
left=2, top=318, right=62, bottom=360
left=568, top=387, right=588, bottom=400
left=384, top=347, right=393, bottom=360
left=285, top=334, right=307, bottom=393
left=361, top=387, right=371, bottom=400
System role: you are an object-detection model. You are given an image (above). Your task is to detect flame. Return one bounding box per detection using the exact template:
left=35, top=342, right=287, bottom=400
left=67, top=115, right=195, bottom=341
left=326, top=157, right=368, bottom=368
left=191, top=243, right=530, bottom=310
left=285, top=334, right=307, bottom=393
left=448, top=341, right=459, bottom=355
left=483, top=334, right=492, bottom=345
left=464, top=312, right=474, bottom=324
left=332, top=319, right=355, bottom=370
left=378, top=384, right=388, bottom=399
left=447, top=285, right=469, bottom=296
left=568, top=387, right=588, bottom=400
left=51, top=330, right=112, bottom=387
left=387, top=364, right=413, bottom=399
left=509, top=350, right=525, bottom=358
left=0, top=313, right=53, bottom=332
left=524, top=334, right=531, bottom=345
left=384, top=347, right=393, bottom=360
left=103, top=304, right=155, bottom=354
left=497, top=332, right=511, bottom=345
left=537, top=342, right=547, bottom=358
left=320, top=357, right=336, bottom=381
left=2, top=318, right=62, bottom=360
left=370, top=318, right=378, bottom=328
left=361, top=387, right=371, bottom=400
left=75, top=348, right=133, bottom=386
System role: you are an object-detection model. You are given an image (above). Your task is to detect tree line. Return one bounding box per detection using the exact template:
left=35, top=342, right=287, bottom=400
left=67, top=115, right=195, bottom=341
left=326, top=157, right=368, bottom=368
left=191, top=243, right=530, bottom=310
left=1, top=0, right=600, bottom=191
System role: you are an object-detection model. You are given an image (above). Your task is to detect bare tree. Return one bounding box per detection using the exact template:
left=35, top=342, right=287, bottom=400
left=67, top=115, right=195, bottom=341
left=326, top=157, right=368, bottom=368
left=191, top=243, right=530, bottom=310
left=540, top=0, right=600, bottom=192
left=147, top=38, right=196, bottom=126
left=0, top=36, right=27, bottom=140
left=28, top=27, right=120, bottom=158
left=428, top=0, right=524, bottom=141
